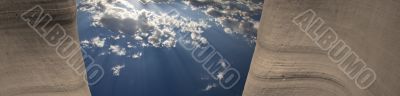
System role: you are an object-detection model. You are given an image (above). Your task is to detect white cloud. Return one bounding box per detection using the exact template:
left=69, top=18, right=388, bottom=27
left=79, top=0, right=210, bottom=48
left=81, top=40, right=90, bottom=48
left=203, top=83, right=217, bottom=91
left=78, top=0, right=262, bottom=61
left=112, top=64, right=125, bottom=76
left=132, top=52, right=143, bottom=59
left=183, top=0, right=263, bottom=42
left=217, top=72, right=224, bottom=80
left=109, top=45, right=127, bottom=56
left=139, top=0, right=174, bottom=4
left=92, top=36, right=106, bottom=47
left=80, top=37, right=106, bottom=48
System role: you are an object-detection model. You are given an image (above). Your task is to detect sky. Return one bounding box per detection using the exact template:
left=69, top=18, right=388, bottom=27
left=77, top=0, right=263, bottom=95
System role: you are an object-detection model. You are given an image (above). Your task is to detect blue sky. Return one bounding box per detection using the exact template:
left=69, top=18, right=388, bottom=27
left=77, top=0, right=263, bottom=95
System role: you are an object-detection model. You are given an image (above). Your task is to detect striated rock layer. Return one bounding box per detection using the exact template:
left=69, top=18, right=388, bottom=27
left=243, top=0, right=400, bottom=96
left=0, top=0, right=91, bottom=96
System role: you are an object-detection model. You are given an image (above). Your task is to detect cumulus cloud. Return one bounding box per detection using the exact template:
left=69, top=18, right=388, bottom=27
left=139, top=0, right=174, bottom=4
left=203, top=83, right=217, bottom=91
left=112, top=64, right=125, bottom=76
left=217, top=72, right=224, bottom=80
left=92, top=36, right=106, bottom=47
left=80, top=36, right=106, bottom=48
left=79, top=0, right=210, bottom=48
left=78, top=0, right=219, bottom=59
left=109, top=45, right=127, bottom=56
left=131, top=52, right=143, bottom=59
left=183, top=0, right=263, bottom=42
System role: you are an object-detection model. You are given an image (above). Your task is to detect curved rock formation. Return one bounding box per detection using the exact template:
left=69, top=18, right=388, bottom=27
left=0, top=0, right=91, bottom=96
left=243, top=0, right=400, bottom=96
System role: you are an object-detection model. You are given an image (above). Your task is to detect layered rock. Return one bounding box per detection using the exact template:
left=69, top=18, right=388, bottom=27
left=0, top=0, right=91, bottom=96
left=243, top=0, right=400, bottom=96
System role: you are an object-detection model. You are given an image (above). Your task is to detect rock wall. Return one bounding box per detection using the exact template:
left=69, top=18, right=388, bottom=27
left=243, top=0, right=400, bottom=96
left=0, top=0, right=91, bottom=96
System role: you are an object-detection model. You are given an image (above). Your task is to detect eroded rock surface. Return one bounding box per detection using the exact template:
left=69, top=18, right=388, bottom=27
left=0, top=0, right=91, bottom=96
left=244, top=0, right=400, bottom=96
